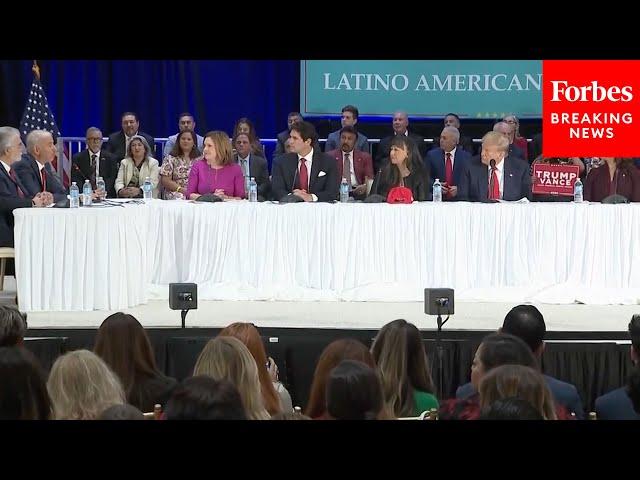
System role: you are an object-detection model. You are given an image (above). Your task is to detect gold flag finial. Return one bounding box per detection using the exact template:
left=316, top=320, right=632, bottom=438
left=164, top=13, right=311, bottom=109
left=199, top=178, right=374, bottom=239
left=32, top=60, right=40, bottom=80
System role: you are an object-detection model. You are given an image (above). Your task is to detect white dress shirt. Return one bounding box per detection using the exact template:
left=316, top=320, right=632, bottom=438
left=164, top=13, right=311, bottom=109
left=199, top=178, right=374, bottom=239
left=342, top=149, right=357, bottom=186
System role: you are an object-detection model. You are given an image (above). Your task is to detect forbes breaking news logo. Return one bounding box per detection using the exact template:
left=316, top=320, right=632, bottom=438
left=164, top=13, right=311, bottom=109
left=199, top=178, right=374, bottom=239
left=543, top=60, right=640, bottom=157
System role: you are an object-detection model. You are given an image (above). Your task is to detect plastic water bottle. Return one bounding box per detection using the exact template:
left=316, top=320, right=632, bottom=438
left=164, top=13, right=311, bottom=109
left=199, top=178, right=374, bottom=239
left=340, top=177, right=349, bottom=202
left=70, top=182, right=80, bottom=208
left=96, top=176, right=106, bottom=200
left=143, top=177, right=153, bottom=200
left=574, top=177, right=583, bottom=203
left=248, top=177, right=258, bottom=202
left=83, top=180, right=92, bottom=206
left=433, top=178, right=442, bottom=202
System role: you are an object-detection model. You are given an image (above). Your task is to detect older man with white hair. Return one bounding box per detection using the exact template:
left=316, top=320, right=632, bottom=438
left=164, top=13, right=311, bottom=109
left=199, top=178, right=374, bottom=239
left=13, top=129, right=67, bottom=202
left=477, top=121, right=526, bottom=161
left=374, top=111, right=427, bottom=173
left=425, top=126, right=472, bottom=199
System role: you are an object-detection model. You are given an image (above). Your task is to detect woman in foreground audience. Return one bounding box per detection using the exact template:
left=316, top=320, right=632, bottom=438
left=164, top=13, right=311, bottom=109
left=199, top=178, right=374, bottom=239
left=478, top=364, right=557, bottom=420
left=193, top=336, right=269, bottom=419
left=47, top=350, right=125, bottom=420
left=115, top=135, right=160, bottom=198
left=164, top=376, right=247, bottom=420
left=94, top=312, right=177, bottom=412
left=584, top=157, right=640, bottom=202
left=371, top=319, right=438, bottom=417
left=160, top=130, right=201, bottom=199
left=98, top=404, right=145, bottom=420
left=0, top=346, right=51, bottom=420
left=326, top=360, right=389, bottom=420
left=218, top=322, right=290, bottom=415
left=305, top=338, right=376, bottom=419
left=479, top=397, right=544, bottom=420
left=233, top=117, right=264, bottom=156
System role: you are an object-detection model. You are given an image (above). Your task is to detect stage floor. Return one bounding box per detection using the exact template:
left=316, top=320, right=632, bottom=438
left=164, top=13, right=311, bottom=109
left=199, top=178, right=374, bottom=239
left=2, top=277, right=635, bottom=332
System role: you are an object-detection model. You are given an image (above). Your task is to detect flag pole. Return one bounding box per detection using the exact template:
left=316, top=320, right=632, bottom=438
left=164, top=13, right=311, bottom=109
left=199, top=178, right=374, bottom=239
left=33, top=60, right=63, bottom=181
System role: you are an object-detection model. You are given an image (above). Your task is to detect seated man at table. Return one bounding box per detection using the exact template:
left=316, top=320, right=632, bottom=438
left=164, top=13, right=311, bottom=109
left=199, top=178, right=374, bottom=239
left=326, top=126, right=374, bottom=200
left=234, top=133, right=270, bottom=201
left=271, top=121, right=338, bottom=202
left=457, top=131, right=531, bottom=202
left=426, top=126, right=471, bottom=200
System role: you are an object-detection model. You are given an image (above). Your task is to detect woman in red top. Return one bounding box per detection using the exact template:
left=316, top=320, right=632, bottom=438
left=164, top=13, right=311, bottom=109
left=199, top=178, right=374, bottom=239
left=584, top=157, right=640, bottom=202
left=503, top=114, right=528, bottom=161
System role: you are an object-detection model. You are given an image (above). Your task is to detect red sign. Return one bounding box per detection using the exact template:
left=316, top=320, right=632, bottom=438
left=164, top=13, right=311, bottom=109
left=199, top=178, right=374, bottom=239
left=532, top=164, right=580, bottom=196
left=543, top=60, right=640, bottom=157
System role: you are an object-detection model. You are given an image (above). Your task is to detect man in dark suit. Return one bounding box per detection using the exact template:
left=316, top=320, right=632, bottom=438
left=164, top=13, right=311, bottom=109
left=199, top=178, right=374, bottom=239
left=273, top=112, right=320, bottom=161
left=233, top=133, right=270, bottom=201
left=595, top=315, right=640, bottom=420
left=430, top=113, right=475, bottom=155
left=271, top=121, right=338, bottom=202
left=375, top=111, right=427, bottom=173
left=478, top=121, right=526, bottom=161
left=456, top=304, right=585, bottom=418
left=71, top=127, right=118, bottom=198
left=104, top=112, right=155, bottom=162
left=426, top=126, right=472, bottom=200
left=324, top=105, right=370, bottom=154
left=326, top=126, right=374, bottom=200
left=458, top=131, right=531, bottom=202
left=13, top=130, right=67, bottom=203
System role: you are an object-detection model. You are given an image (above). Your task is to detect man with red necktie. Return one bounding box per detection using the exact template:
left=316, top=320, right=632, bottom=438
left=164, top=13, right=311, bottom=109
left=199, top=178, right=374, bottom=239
left=426, top=126, right=472, bottom=200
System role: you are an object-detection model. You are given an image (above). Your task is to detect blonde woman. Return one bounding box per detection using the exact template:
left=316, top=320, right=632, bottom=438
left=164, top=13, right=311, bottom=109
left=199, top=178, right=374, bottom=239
left=193, top=336, right=269, bottom=420
left=47, top=350, right=125, bottom=420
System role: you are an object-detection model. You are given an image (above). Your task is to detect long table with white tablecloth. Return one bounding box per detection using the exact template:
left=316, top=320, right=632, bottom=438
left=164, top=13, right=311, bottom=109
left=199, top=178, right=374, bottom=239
left=14, top=200, right=640, bottom=311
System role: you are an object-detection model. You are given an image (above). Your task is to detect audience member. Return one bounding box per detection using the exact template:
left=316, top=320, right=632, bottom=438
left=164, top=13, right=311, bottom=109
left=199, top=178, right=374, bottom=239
left=375, top=111, right=427, bottom=173
left=0, top=346, right=51, bottom=420
left=0, top=305, right=27, bottom=347
left=324, top=105, right=370, bottom=154
left=218, top=322, right=290, bottom=415
left=160, top=130, right=201, bottom=199
left=270, top=411, right=311, bottom=420
left=94, top=312, right=177, bottom=412
left=164, top=376, right=247, bottom=420
left=426, top=126, right=472, bottom=200
left=98, top=403, right=145, bottom=420
left=442, top=113, right=475, bottom=154
left=114, top=135, right=160, bottom=198
left=371, top=319, right=438, bottom=417
left=326, top=126, right=374, bottom=200
left=186, top=131, right=245, bottom=200
left=47, top=350, right=125, bottom=420
left=193, top=336, right=269, bottom=419
left=233, top=117, right=264, bottom=157
left=502, top=114, right=528, bottom=160
left=162, top=112, right=204, bottom=159
left=478, top=121, right=525, bottom=161
left=71, top=127, right=117, bottom=198
left=306, top=339, right=375, bottom=419
left=584, top=157, right=640, bottom=202
left=273, top=112, right=320, bottom=159
left=104, top=112, right=155, bottom=161
left=370, top=135, right=431, bottom=201
left=479, top=397, right=544, bottom=420
left=458, top=131, right=531, bottom=202
left=234, top=133, right=271, bottom=201
left=326, top=360, right=389, bottom=420
left=271, top=121, right=338, bottom=202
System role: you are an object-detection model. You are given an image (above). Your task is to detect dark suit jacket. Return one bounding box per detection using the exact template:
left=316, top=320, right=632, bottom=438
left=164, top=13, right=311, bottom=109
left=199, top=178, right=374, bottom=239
left=234, top=153, right=271, bottom=201
left=456, top=374, right=585, bottom=419
left=104, top=130, right=156, bottom=162
left=458, top=156, right=531, bottom=202
left=71, top=150, right=118, bottom=198
left=0, top=196, right=32, bottom=248
left=271, top=150, right=338, bottom=202
left=426, top=147, right=472, bottom=188
left=584, top=164, right=640, bottom=202
left=273, top=129, right=321, bottom=158
left=595, top=386, right=640, bottom=420
left=326, top=149, right=374, bottom=186
left=375, top=132, right=427, bottom=173
left=13, top=155, right=67, bottom=202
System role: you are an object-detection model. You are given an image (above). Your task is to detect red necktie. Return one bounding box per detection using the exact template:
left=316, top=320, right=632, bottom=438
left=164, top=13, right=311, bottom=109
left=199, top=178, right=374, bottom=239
left=445, top=152, right=453, bottom=198
left=9, top=169, right=25, bottom=199
left=489, top=167, right=500, bottom=200
left=40, top=169, right=47, bottom=192
left=298, top=158, right=308, bottom=191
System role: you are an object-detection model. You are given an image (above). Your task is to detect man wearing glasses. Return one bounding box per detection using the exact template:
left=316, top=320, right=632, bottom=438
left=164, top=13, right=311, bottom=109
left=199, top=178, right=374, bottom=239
left=71, top=127, right=118, bottom=198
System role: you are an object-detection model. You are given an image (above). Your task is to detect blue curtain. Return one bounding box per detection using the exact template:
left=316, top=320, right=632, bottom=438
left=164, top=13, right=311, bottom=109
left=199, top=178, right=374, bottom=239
left=0, top=60, right=299, bottom=141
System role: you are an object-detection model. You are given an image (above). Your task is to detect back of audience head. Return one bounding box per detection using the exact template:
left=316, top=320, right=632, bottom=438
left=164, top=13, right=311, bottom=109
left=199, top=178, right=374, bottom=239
left=270, top=411, right=311, bottom=420
left=626, top=314, right=640, bottom=414
left=501, top=305, right=546, bottom=356
left=94, top=313, right=160, bottom=400
left=478, top=364, right=556, bottom=419
left=326, top=360, right=386, bottom=420
left=218, top=322, right=282, bottom=415
left=479, top=397, right=544, bottom=420
left=630, top=314, right=640, bottom=363
left=99, top=403, right=145, bottom=420
left=305, top=338, right=375, bottom=418
left=193, top=336, right=269, bottom=419
left=47, top=349, right=125, bottom=420
left=164, top=376, right=247, bottom=420
left=0, top=346, right=50, bottom=420
left=471, top=333, right=537, bottom=390
left=371, top=319, right=435, bottom=416
left=0, top=305, right=27, bottom=347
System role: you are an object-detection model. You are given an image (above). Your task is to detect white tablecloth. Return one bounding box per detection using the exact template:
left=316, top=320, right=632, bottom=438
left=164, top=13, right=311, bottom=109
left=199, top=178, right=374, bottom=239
left=14, top=200, right=640, bottom=311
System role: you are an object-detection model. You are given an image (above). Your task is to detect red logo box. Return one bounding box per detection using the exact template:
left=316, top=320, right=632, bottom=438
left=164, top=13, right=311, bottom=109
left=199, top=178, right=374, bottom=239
left=543, top=60, right=640, bottom=157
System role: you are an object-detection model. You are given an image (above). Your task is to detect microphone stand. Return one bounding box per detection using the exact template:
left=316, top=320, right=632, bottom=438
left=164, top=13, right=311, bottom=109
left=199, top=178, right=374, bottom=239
left=181, top=309, right=190, bottom=329
left=435, top=305, right=450, bottom=400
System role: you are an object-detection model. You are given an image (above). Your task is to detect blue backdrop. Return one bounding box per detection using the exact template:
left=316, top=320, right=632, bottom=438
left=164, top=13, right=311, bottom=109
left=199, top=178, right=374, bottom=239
left=0, top=60, right=300, bottom=140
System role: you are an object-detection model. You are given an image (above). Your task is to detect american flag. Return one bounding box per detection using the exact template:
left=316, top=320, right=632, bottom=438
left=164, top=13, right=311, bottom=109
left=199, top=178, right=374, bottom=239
left=19, top=75, right=71, bottom=188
